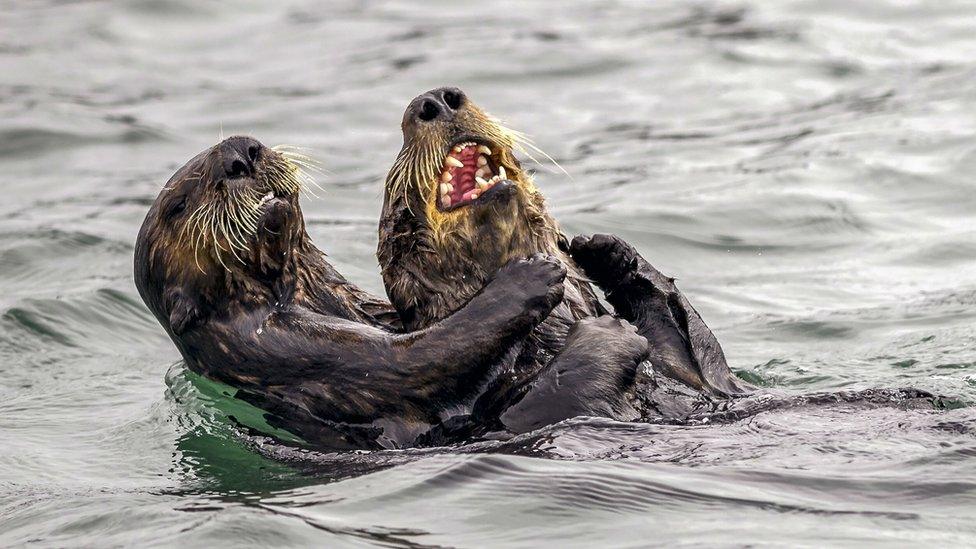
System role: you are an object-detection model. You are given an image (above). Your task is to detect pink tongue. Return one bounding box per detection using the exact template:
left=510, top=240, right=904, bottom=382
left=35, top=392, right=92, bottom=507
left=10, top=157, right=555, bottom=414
left=447, top=146, right=479, bottom=203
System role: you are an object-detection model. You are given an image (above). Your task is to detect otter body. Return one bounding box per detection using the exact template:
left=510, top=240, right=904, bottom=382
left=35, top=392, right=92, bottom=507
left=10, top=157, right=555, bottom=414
left=378, top=177, right=612, bottom=427
left=378, top=88, right=753, bottom=433
left=135, top=136, right=568, bottom=450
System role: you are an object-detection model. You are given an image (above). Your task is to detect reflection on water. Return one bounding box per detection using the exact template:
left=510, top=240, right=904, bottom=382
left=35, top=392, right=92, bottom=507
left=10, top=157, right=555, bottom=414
left=1, top=0, right=975, bottom=546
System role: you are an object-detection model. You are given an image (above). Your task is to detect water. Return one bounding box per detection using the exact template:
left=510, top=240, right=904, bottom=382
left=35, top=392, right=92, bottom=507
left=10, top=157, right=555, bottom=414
left=2, top=0, right=975, bottom=546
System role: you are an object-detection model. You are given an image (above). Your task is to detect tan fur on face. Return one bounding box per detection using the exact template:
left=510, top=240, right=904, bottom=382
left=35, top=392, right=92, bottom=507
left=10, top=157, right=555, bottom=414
left=378, top=94, right=595, bottom=331
left=175, top=147, right=310, bottom=273
left=385, top=102, right=550, bottom=247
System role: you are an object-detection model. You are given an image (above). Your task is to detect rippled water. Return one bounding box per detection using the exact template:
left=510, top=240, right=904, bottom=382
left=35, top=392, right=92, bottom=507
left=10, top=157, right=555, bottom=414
left=2, top=0, right=975, bottom=546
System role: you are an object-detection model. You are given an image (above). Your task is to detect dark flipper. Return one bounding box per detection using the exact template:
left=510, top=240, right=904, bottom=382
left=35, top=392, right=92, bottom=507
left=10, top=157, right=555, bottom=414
left=569, top=234, right=753, bottom=397
left=499, top=315, right=649, bottom=434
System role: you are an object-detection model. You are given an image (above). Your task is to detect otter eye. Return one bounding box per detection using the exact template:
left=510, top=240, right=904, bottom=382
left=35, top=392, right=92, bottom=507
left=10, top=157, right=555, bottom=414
left=168, top=197, right=187, bottom=217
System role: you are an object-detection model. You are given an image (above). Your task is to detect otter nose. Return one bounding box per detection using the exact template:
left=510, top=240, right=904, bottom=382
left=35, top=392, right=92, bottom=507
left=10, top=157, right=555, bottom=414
left=219, top=136, right=265, bottom=178
left=409, top=87, right=466, bottom=124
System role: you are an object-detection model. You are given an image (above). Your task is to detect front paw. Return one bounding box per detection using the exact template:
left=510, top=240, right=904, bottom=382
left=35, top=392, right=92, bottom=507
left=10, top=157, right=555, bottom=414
left=569, top=234, right=640, bottom=289
left=496, top=253, right=567, bottom=320
left=571, top=315, right=649, bottom=364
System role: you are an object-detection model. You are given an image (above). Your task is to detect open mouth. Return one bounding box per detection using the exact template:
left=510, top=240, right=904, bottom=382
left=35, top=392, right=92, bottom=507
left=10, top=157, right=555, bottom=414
left=437, top=139, right=510, bottom=211
left=258, top=190, right=277, bottom=208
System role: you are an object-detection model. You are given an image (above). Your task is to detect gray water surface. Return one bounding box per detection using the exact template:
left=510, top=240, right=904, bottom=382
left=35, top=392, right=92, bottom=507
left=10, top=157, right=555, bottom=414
left=2, top=1, right=975, bottom=546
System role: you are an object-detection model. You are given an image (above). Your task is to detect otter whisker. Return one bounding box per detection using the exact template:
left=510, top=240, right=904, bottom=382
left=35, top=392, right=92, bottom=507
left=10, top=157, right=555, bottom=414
left=280, top=159, right=322, bottom=178
left=212, top=234, right=230, bottom=270
left=218, top=218, right=247, bottom=264
left=278, top=151, right=324, bottom=171
left=284, top=164, right=323, bottom=198
left=224, top=207, right=252, bottom=253
left=209, top=211, right=228, bottom=253
left=512, top=137, right=570, bottom=178
left=191, top=204, right=215, bottom=274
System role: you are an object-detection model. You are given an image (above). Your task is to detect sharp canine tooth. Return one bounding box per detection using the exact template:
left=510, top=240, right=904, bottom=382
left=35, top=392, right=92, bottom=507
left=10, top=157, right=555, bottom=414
left=478, top=145, right=491, bottom=155
left=441, top=171, right=452, bottom=182
left=477, top=156, right=487, bottom=167
left=446, top=156, right=463, bottom=168
left=498, top=165, right=506, bottom=179
left=475, top=176, right=488, bottom=186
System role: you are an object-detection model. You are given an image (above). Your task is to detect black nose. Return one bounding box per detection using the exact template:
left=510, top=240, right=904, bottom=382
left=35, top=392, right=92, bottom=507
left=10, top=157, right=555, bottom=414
left=408, top=87, right=466, bottom=124
left=219, top=136, right=265, bottom=179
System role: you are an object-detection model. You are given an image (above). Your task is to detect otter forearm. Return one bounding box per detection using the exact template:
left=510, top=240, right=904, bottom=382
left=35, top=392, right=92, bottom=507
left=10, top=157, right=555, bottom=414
left=178, top=255, right=566, bottom=424
left=390, top=285, right=546, bottom=403
left=371, top=254, right=563, bottom=403
left=569, top=234, right=753, bottom=396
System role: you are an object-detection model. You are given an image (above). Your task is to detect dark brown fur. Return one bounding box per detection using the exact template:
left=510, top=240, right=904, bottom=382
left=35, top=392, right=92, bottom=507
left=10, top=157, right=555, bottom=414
left=378, top=88, right=751, bottom=432
left=135, top=136, right=568, bottom=449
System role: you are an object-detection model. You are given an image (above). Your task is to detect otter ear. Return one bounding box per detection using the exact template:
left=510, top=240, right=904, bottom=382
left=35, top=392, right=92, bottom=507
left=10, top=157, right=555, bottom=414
left=163, top=287, right=201, bottom=336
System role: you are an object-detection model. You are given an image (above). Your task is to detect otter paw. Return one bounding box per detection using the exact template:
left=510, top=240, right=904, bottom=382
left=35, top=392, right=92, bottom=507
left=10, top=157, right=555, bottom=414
left=571, top=315, right=649, bottom=363
left=496, top=253, right=567, bottom=318
left=569, top=234, right=640, bottom=288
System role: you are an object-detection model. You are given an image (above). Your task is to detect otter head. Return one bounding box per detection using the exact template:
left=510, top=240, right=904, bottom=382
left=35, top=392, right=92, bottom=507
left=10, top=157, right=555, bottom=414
left=379, top=88, right=565, bottom=328
left=134, top=136, right=312, bottom=337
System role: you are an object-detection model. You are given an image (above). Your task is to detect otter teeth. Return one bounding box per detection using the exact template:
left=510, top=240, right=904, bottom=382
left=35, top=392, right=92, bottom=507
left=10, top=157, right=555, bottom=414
left=437, top=143, right=508, bottom=208
left=259, top=191, right=274, bottom=206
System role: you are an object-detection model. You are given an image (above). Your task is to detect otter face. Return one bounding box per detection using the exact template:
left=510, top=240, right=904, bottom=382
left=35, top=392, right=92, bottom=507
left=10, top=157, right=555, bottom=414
left=380, top=89, right=567, bottom=328
left=135, top=136, right=312, bottom=334
left=386, top=87, right=544, bottom=238
left=171, top=136, right=307, bottom=270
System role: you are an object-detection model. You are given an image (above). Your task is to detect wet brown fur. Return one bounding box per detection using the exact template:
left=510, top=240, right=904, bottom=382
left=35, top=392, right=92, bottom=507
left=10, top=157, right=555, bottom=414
left=135, top=136, right=568, bottom=449
left=378, top=89, right=755, bottom=430
left=378, top=92, right=615, bottom=424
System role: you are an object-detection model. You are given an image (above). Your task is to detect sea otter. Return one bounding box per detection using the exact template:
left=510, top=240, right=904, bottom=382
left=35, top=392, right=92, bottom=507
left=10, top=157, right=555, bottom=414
left=378, top=87, right=754, bottom=433
left=133, top=135, right=571, bottom=450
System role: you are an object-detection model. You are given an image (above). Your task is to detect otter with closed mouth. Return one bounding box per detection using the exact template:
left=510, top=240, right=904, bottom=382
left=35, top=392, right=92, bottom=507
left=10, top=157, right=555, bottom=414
left=134, top=135, right=569, bottom=450
left=378, top=87, right=754, bottom=434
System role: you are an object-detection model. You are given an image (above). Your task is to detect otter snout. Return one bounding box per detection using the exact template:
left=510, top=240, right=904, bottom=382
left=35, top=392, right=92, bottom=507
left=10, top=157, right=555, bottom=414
left=218, top=136, right=266, bottom=179
left=404, top=87, right=466, bottom=127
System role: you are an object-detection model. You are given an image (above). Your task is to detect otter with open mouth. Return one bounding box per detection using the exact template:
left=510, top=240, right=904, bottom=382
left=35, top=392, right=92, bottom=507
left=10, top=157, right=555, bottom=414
left=134, top=136, right=569, bottom=450
left=379, top=88, right=755, bottom=434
